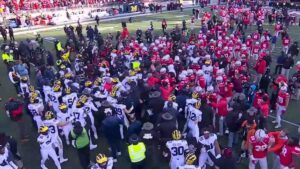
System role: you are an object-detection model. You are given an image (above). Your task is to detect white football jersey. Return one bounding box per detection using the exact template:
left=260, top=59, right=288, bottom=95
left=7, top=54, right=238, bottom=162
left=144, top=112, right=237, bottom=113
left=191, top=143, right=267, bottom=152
left=57, top=109, right=73, bottom=123
left=37, top=134, right=53, bottom=149
left=202, top=65, right=213, bottom=75
left=83, top=100, right=98, bottom=115
left=185, top=98, right=197, bottom=117
left=72, top=107, right=86, bottom=127
left=166, top=140, right=188, bottom=160
left=43, top=119, right=60, bottom=138
left=197, top=134, right=217, bottom=153
left=28, top=103, right=43, bottom=116
left=47, top=91, right=62, bottom=104
left=20, top=82, right=29, bottom=95
left=178, top=165, right=201, bottom=169
left=62, top=93, right=78, bottom=108
left=90, top=157, right=113, bottom=169
left=187, top=106, right=202, bottom=123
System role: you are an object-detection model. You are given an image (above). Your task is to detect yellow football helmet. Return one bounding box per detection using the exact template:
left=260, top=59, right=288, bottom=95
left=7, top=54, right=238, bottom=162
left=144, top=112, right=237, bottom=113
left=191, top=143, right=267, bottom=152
left=185, top=153, right=197, bottom=165
left=96, top=153, right=108, bottom=164
left=80, top=95, right=88, bottom=103
left=60, top=64, right=66, bottom=70
left=65, top=87, right=71, bottom=94
left=76, top=101, right=83, bottom=108
left=85, top=81, right=92, bottom=87
left=129, top=70, right=136, bottom=76
left=54, top=80, right=61, bottom=86
left=21, top=76, right=28, bottom=82
left=44, top=111, right=55, bottom=120
left=192, top=92, right=199, bottom=99
left=94, top=77, right=102, bottom=86
left=195, top=101, right=201, bottom=109
left=39, top=126, right=49, bottom=133
left=53, top=85, right=61, bottom=92
left=172, top=130, right=181, bottom=140
left=64, top=73, right=72, bottom=79
left=112, top=77, right=119, bottom=83
left=168, top=94, right=176, bottom=101
left=29, top=96, right=37, bottom=104
left=29, top=85, right=35, bottom=92
left=59, top=103, right=68, bottom=111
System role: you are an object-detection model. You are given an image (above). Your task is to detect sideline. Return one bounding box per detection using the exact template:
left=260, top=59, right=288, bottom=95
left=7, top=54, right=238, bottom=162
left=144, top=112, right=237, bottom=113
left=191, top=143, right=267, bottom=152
left=269, top=115, right=300, bottom=127
left=13, top=6, right=195, bottom=36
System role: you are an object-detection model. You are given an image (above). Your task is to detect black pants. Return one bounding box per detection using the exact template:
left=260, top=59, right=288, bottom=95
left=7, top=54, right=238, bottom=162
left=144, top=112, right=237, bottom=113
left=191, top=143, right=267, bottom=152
left=131, top=160, right=145, bottom=169
left=275, top=64, right=283, bottom=74
left=77, top=145, right=90, bottom=169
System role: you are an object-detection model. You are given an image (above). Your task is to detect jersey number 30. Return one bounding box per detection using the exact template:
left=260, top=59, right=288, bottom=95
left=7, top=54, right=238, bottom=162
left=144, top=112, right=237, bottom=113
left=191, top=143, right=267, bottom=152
left=171, top=146, right=184, bottom=156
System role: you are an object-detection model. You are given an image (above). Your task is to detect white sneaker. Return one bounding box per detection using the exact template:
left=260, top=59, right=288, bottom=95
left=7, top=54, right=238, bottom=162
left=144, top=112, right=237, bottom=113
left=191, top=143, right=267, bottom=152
left=117, top=152, right=121, bottom=156
left=60, top=158, right=68, bottom=163
left=275, top=125, right=281, bottom=129
left=90, top=144, right=97, bottom=150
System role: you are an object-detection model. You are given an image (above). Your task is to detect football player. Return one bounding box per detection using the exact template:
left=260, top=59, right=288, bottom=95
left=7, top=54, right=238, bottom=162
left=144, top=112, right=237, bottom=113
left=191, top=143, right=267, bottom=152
left=273, top=85, right=290, bottom=128
left=62, top=87, right=78, bottom=109
left=198, top=129, right=221, bottom=168
left=248, top=129, right=273, bottom=169
left=19, top=76, right=30, bottom=97
left=178, top=153, right=201, bottom=169
left=165, top=130, right=189, bottom=169
left=37, top=126, right=62, bottom=169
left=57, top=103, right=74, bottom=145
left=46, top=84, right=62, bottom=114
left=43, top=111, right=68, bottom=163
left=28, top=96, right=44, bottom=129
left=90, top=153, right=113, bottom=169
left=187, top=101, right=202, bottom=138
left=80, top=95, right=99, bottom=139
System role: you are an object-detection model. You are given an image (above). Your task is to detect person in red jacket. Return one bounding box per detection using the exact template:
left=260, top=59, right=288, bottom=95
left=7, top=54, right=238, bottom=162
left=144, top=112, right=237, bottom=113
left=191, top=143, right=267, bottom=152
left=268, top=130, right=288, bottom=169
left=255, top=56, right=267, bottom=85
left=160, top=81, right=174, bottom=101
left=278, top=137, right=300, bottom=169
left=258, top=95, right=270, bottom=129
left=210, top=94, right=228, bottom=136
left=147, top=73, right=160, bottom=88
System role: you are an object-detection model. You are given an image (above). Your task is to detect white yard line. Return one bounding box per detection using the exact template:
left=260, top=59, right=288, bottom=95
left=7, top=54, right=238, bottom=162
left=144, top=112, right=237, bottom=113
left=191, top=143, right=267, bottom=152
left=269, top=115, right=300, bottom=127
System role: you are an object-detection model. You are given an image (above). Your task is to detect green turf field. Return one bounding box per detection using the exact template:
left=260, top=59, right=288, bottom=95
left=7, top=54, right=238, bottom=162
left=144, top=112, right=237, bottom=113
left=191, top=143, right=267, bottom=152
left=1, top=8, right=300, bottom=169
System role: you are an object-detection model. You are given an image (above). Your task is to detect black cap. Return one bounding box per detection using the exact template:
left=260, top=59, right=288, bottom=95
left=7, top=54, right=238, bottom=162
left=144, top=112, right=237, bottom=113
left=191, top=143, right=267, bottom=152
left=129, top=134, right=140, bottom=144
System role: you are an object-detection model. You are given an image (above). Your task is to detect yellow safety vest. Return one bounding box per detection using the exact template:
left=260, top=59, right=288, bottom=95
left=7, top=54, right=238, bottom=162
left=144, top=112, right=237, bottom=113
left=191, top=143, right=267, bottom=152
left=132, top=61, right=140, bottom=70
left=2, top=53, right=13, bottom=62
left=62, top=51, right=70, bottom=62
left=128, top=142, right=146, bottom=163
left=56, top=42, right=63, bottom=51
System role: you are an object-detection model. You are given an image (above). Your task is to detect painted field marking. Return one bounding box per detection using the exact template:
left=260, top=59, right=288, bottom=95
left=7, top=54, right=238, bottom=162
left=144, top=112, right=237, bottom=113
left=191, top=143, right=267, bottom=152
left=269, top=115, right=300, bottom=127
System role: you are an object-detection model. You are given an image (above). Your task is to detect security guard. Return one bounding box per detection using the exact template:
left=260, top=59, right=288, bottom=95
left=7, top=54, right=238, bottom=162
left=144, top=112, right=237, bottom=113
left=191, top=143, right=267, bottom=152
left=55, top=40, right=64, bottom=58
left=2, top=49, right=14, bottom=68
left=70, top=122, right=90, bottom=169
left=127, top=134, right=146, bottom=169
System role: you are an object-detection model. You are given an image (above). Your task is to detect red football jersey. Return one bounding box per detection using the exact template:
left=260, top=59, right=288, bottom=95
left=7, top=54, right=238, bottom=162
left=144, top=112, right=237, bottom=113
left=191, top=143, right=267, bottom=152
left=277, top=92, right=290, bottom=107
left=279, top=145, right=300, bottom=166
left=250, top=135, right=270, bottom=158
